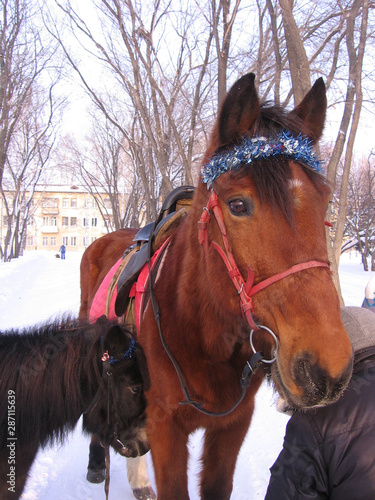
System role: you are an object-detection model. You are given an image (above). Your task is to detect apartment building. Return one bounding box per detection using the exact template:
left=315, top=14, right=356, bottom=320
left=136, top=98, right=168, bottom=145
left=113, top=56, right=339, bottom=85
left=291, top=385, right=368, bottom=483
left=1, top=185, right=114, bottom=253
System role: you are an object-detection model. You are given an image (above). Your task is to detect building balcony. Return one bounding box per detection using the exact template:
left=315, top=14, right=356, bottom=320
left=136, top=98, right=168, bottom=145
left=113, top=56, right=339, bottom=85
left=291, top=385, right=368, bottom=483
left=40, top=226, right=58, bottom=233
left=42, top=208, right=59, bottom=215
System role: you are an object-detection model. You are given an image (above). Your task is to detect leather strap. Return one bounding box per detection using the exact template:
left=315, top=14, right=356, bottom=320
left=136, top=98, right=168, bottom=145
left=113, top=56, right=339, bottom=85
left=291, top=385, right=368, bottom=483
left=199, top=190, right=330, bottom=330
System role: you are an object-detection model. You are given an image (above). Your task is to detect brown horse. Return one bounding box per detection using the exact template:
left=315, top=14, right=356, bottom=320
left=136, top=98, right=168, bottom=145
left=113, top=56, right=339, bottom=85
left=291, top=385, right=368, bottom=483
left=80, top=73, right=353, bottom=499
left=132, top=74, right=353, bottom=499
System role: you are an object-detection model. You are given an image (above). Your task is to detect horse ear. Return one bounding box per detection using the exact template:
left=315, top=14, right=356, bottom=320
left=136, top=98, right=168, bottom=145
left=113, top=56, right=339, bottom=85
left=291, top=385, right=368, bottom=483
left=212, top=73, right=260, bottom=148
left=103, top=324, right=151, bottom=391
left=135, top=346, right=151, bottom=392
left=289, top=78, right=327, bottom=143
left=103, top=324, right=130, bottom=357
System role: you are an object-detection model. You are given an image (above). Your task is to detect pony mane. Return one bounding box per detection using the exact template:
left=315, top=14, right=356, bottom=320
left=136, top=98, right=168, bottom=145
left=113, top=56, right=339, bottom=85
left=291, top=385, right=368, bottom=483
left=0, top=318, right=101, bottom=449
left=213, top=102, right=329, bottom=224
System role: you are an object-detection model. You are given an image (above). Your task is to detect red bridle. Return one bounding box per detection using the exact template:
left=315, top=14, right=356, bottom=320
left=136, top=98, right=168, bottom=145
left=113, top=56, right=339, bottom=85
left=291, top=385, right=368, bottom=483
left=198, top=190, right=330, bottom=331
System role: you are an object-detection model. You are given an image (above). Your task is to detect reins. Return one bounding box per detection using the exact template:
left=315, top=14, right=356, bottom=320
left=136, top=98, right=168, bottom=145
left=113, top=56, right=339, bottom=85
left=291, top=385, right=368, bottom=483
left=147, top=223, right=276, bottom=418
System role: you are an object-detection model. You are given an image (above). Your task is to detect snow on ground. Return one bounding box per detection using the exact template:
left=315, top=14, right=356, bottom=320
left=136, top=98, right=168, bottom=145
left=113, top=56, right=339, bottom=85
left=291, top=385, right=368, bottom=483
left=0, top=250, right=372, bottom=499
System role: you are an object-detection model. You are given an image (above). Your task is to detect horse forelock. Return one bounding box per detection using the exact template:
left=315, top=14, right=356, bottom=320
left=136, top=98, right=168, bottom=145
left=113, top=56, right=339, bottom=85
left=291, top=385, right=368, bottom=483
left=202, top=102, right=329, bottom=225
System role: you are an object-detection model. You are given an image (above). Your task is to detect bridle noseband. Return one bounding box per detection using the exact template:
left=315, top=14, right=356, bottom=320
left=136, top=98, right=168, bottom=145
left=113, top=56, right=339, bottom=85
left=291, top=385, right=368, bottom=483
left=198, top=189, right=330, bottom=331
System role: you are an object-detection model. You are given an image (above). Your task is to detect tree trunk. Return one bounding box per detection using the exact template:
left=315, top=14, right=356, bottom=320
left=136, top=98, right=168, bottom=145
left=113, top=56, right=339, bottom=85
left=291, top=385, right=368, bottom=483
left=333, top=0, right=368, bottom=272
left=279, top=0, right=311, bottom=104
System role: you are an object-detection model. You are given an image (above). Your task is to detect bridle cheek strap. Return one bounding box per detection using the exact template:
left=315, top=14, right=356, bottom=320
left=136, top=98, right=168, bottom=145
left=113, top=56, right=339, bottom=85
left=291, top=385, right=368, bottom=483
left=199, top=190, right=330, bottom=331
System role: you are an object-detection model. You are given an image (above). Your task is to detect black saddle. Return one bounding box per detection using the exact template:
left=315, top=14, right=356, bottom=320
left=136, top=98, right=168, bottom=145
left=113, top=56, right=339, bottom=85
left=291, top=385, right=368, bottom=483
left=114, top=186, right=195, bottom=317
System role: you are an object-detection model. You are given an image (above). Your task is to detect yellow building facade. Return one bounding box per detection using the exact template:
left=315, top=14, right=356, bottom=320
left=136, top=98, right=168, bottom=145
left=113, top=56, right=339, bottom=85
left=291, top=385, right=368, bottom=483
left=1, top=185, right=114, bottom=253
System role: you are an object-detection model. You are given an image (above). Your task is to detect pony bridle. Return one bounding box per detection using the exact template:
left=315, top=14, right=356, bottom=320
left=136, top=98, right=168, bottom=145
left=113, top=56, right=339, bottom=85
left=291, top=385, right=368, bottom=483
left=84, top=337, right=138, bottom=452
left=198, top=189, right=330, bottom=340
left=101, top=338, right=137, bottom=450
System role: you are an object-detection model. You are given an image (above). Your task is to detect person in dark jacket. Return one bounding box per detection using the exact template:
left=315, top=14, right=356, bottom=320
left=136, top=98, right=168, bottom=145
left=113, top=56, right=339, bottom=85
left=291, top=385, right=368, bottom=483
left=265, top=306, right=375, bottom=500
left=59, top=244, right=66, bottom=260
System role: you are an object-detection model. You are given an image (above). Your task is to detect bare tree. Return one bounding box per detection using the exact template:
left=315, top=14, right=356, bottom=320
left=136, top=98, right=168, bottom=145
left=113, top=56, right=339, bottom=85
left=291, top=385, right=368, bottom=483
left=38, top=0, right=375, bottom=292
left=1, top=84, right=62, bottom=260
left=343, top=151, right=375, bottom=271
left=48, top=0, right=218, bottom=219
left=210, top=0, right=242, bottom=106
left=0, top=0, right=59, bottom=187
left=0, top=0, right=64, bottom=260
left=248, top=0, right=372, bottom=302
left=279, top=0, right=311, bottom=103
left=65, top=115, right=147, bottom=230
left=329, top=0, right=369, bottom=269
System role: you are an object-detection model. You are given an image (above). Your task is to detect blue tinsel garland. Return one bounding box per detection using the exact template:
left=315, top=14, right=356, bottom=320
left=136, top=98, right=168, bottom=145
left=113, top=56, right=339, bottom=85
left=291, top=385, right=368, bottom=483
left=201, top=131, right=323, bottom=187
left=102, top=337, right=136, bottom=366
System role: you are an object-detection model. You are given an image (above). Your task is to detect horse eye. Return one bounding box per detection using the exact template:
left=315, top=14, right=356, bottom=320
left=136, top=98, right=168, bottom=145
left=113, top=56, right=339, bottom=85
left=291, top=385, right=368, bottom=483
left=129, top=386, right=140, bottom=394
left=229, top=199, right=248, bottom=215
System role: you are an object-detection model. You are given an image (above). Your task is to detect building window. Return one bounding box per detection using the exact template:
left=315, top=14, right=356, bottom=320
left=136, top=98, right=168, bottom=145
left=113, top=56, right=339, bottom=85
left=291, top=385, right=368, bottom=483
left=71, top=236, right=77, bottom=246
left=27, top=217, right=34, bottom=226
left=50, top=216, right=57, bottom=226
left=62, top=198, right=69, bottom=208
left=50, top=236, right=57, bottom=246
left=26, top=236, right=34, bottom=246
left=91, top=217, right=98, bottom=227
left=62, top=236, right=69, bottom=246
left=62, top=216, right=69, bottom=226
left=43, top=216, right=49, bottom=226
left=70, top=217, right=77, bottom=227
left=42, top=237, right=48, bottom=246
left=83, top=236, right=89, bottom=247
left=70, top=198, right=77, bottom=208
left=84, top=198, right=94, bottom=208
left=42, top=198, right=58, bottom=208
left=83, top=217, right=89, bottom=227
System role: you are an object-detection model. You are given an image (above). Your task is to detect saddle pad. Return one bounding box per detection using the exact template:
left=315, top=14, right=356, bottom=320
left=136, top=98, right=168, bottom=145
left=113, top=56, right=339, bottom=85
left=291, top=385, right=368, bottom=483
left=89, top=258, right=123, bottom=322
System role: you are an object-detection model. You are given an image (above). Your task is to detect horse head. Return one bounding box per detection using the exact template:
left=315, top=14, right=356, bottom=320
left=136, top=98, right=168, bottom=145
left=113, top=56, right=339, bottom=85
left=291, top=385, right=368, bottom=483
left=83, top=323, right=150, bottom=457
left=196, top=73, right=353, bottom=409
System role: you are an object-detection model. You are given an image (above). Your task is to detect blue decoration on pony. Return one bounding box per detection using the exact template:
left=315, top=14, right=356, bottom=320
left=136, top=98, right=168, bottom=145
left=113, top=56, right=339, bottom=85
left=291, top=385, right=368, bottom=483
left=102, top=337, right=137, bottom=366
left=201, top=131, right=324, bottom=187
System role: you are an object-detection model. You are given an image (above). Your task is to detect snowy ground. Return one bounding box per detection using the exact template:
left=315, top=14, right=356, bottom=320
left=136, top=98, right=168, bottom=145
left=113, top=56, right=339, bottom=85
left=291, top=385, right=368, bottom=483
left=0, top=250, right=372, bottom=499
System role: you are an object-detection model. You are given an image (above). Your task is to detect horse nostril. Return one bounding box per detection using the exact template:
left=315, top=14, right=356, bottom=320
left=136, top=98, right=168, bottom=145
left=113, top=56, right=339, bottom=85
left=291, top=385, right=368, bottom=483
left=293, top=354, right=328, bottom=404
left=120, top=445, right=132, bottom=457
left=119, top=441, right=140, bottom=457
left=292, top=353, right=352, bottom=407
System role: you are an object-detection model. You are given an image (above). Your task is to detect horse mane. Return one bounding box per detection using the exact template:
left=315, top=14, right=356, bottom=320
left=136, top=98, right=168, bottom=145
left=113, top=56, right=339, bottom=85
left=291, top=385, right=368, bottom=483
left=0, top=318, right=101, bottom=450
left=223, top=102, right=329, bottom=224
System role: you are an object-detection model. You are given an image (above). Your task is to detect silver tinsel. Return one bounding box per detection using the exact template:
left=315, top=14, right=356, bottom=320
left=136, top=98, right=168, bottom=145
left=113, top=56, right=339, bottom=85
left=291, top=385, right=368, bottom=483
left=201, top=131, right=323, bottom=187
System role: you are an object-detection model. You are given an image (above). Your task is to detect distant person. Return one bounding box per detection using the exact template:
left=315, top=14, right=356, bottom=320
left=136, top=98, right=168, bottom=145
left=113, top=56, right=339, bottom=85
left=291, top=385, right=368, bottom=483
left=362, top=275, right=375, bottom=312
left=59, top=244, right=66, bottom=260
left=265, top=306, right=375, bottom=500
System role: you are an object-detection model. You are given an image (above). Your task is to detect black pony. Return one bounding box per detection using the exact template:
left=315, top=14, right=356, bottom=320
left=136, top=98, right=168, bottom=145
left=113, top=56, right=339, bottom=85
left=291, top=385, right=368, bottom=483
left=0, top=316, right=150, bottom=500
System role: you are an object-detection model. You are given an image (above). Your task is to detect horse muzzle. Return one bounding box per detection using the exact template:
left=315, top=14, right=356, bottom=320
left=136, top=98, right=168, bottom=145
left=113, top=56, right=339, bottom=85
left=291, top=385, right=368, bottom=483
left=118, top=438, right=150, bottom=457
left=113, top=425, right=150, bottom=457
left=272, top=352, right=353, bottom=409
